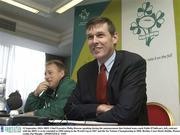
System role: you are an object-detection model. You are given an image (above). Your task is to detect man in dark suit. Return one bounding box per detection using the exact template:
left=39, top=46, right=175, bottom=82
left=64, top=17, right=148, bottom=125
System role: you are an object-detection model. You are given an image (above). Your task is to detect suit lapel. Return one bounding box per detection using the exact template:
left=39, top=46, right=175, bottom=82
left=108, top=51, right=122, bottom=85
left=87, top=60, right=99, bottom=100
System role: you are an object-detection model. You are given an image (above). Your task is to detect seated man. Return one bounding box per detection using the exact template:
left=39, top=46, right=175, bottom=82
left=64, top=17, right=148, bottom=125
left=24, top=60, right=76, bottom=119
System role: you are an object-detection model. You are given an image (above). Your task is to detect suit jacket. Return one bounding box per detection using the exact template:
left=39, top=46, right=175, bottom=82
left=64, top=50, right=148, bottom=125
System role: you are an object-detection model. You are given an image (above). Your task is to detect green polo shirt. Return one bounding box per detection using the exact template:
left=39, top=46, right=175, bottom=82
left=24, top=76, right=76, bottom=119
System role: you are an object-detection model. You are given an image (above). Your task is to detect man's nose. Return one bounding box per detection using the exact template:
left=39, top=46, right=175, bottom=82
left=92, top=36, right=98, bottom=43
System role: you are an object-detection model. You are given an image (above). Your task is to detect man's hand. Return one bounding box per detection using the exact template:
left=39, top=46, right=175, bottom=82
left=34, top=81, right=49, bottom=96
left=96, top=104, right=114, bottom=115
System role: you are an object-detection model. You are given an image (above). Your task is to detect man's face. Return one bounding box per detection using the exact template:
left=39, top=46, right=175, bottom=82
left=86, top=23, right=118, bottom=63
left=45, top=64, right=64, bottom=89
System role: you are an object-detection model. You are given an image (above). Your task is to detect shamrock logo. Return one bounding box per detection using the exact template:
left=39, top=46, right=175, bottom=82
left=79, top=9, right=90, bottom=21
left=130, top=1, right=165, bottom=46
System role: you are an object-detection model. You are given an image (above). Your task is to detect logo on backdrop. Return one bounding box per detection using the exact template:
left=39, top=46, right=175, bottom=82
left=78, top=9, right=90, bottom=26
left=130, top=1, right=165, bottom=46
left=79, top=9, right=90, bottom=21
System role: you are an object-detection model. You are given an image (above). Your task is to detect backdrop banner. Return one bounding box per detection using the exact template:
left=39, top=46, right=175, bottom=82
left=122, top=0, right=180, bottom=125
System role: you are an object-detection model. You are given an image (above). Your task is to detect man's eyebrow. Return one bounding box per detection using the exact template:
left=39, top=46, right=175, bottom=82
left=86, top=33, right=93, bottom=37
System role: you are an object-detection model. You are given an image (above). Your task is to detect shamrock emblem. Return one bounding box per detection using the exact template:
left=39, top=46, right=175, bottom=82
left=79, top=9, right=90, bottom=21
left=130, top=1, right=165, bottom=46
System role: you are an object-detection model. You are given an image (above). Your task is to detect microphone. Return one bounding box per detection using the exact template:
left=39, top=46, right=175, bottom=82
left=6, top=90, right=23, bottom=110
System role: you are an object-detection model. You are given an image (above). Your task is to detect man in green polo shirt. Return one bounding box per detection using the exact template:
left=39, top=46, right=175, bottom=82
left=24, top=60, right=76, bottom=119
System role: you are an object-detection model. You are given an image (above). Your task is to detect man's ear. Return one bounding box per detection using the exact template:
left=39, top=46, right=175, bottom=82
left=112, top=32, right=119, bottom=45
left=60, top=70, right=65, bottom=78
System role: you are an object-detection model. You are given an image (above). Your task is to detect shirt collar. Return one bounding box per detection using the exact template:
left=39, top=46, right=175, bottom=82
left=98, top=51, right=116, bottom=73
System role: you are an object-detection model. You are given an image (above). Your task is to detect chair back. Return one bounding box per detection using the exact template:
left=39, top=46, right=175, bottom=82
left=147, top=102, right=174, bottom=125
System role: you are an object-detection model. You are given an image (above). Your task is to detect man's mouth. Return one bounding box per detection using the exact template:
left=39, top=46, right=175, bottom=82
left=93, top=46, right=102, bottom=52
